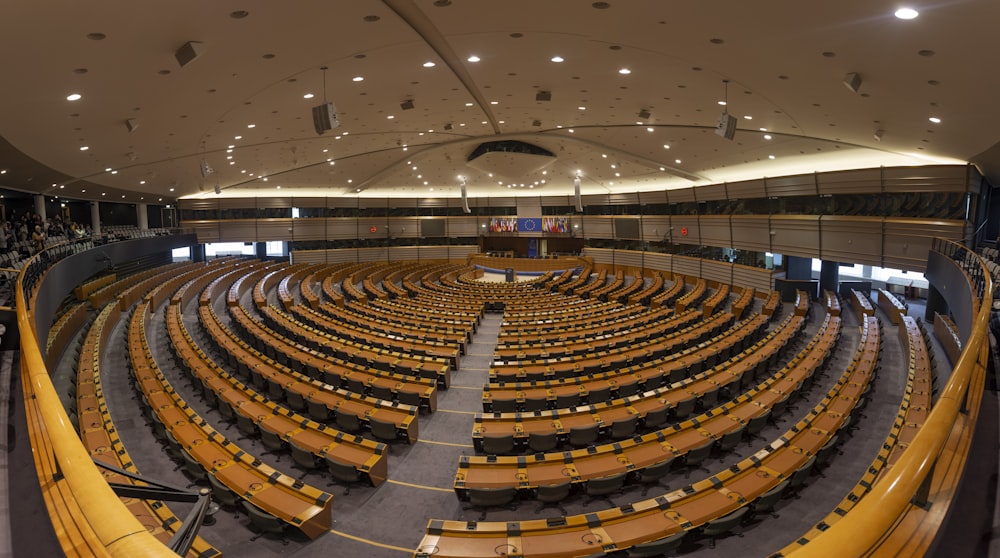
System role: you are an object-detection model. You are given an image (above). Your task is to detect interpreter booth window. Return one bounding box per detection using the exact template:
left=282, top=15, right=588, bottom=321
left=206, top=242, right=255, bottom=258
left=171, top=247, right=191, bottom=262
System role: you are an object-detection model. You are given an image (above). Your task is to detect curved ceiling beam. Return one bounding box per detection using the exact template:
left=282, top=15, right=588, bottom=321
left=350, top=129, right=710, bottom=192
left=382, top=0, right=501, bottom=135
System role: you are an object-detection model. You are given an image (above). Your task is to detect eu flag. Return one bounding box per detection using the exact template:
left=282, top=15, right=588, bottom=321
left=517, top=218, right=542, bottom=232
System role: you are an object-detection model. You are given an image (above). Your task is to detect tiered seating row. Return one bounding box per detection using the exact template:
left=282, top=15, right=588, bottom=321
left=77, top=301, right=219, bottom=557
left=933, top=312, right=962, bottom=366
left=416, top=313, right=880, bottom=558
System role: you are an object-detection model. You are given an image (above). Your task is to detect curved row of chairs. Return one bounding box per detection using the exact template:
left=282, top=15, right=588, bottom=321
left=415, top=310, right=882, bottom=557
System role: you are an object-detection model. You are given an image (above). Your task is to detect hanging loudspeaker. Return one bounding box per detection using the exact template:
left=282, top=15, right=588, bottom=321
left=460, top=182, right=471, bottom=214
left=574, top=176, right=583, bottom=212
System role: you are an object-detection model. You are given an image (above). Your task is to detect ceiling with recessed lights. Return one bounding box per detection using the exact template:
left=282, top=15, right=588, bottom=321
left=0, top=0, right=997, bottom=204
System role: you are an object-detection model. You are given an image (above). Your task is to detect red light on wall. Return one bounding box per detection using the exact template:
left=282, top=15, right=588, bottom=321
left=680, top=227, right=688, bottom=237
left=370, top=226, right=378, bottom=233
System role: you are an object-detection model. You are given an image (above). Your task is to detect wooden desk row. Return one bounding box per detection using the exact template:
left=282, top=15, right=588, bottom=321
left=701, top=283, right=731, bottom=317
left=649, top=274, right=685, bottom=310
left=731, top=286, right=755, bottom=320
left=823, top=289, right=841, bottom=317
left=496, top=305, right=674, bottom=348
left=416, top=315, right=881, bottom=558
left=283, top=301, right=460, bottom=370
left=129, top=300, right=334, bottom=539
left=761, top=290, right=782, bottom=319
left=675, top=278, right=707, bottom=313
left=472, top=313, right=806, bottom=453
left=45, top=301, right=88, bottom=370
left=877, top=288, right=908, bottom=325
left=76, top=296, right=221, bottom=557
left=880, top=315, right=934, bottom=476
left=203, top=302, right=421, bottom=441
left=933, top=312, right=962, bottom=366
left=500, top=299, right=644, bottom=329
left=483, top=311, right=744, bottom=410
left=626, top=271, right=665, bottom=305
left=317, top=299, right=470, bottom=348
left=260, top=303, right=446, bottom=398
left=492, top=308, right=702, bottom=364
left=168, top=304, right=390, bottom=485
left=556, top=264, right=594, bottom=295
left=793, top=289, right=810, bottom=317
left=777, top=316, right=896, bottom=556
left=850, top=289, right=875, bottom=321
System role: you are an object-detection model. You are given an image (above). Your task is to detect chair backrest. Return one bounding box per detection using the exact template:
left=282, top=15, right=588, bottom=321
left=555, top=393, right=581, bottom=408
left=336, top=411, right=362, bottom=433
left=717, top=425, right=745, bottom=452
left=522, top=397, right=548, bottom=412
left=327, top=455, right=361, bottom=484
left=491, top=397, right=518, bottom=413
left=289, top=440, right=320, bottom=469
left=536, top=481, right=572, bottom=503
left=746, top=409, right=771, bottom=435
left=586, top=472, right=626, bottom=496
left=610, top=415, right=638, bottom=439
left=241, top=501, right=285, bottom=535
left=587, top=386, right=611, bottom=405
left=628, top=531, right=686, bottom=558
left=468, top=486, right=516, bottom=508
left=306, top=397, right=330, bottom=421
left=638, top=456, right=675, bottom=483
left=569, top=423, right=600, bottom=447
left=699, top=386, right=720, bottom=409
left=235, top=412, right=259, bottom=437
left=481, top=433, right=516, bottom=455
left=616, top=380, right=640, bottom=398
left=528, top=431, right=558, bottom=453
left=370, top=384, right=395, bottom=402
left=643, top=404, right=670, bottom=429
left=685, top=439, right=714, bottom=465
left=283, top=388, right=306, bottom=410
left=673, top=396, right=697, bottom=419
left=701, top=506, right=749, bottom=536
left=369, top=417, right=398, bottom=443
left=207, top=473, right=240, bottom=507
left=787, top=455, right=817, bottom=489
left=752, top=479, right=789, bottom=514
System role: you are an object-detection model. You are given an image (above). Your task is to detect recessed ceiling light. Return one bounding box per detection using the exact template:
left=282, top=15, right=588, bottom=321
left=759, top=127, right=768, bottom=132
left=895, top=7, right=919, bottom=19
left=717, top=100, right=727, bottom=106
left=490, top=101, right=499, bottom=105
left=234, top=135, right=242, bottom=140
left=675, top=159, right=682, bottom=164
left=79, top=146, right=89, bottom=151
left=764, top=134, right=773, bottom=140
left=227, top=145, right=235, bottom=149
left=768, top=155, right=776, bottom=159
left=929, top=117, right=941, bottom=123
left=0, top=170, right=6, bottom=174
left=578, top=106, right=586, bottom=110
left=110, top=170, right=118, bottom=174
left=105, top=167, right=112, bottom=172
left=122, top=195, right=126, bottom=199
left=387, top=115, right=395, bottom=119
left=663, top=144, right=670, bottom=149
left=66, top=93, right=82, bottom=101
left=247, top=124, right=255, bottom=128
left=551, top=56, right=564, bottom=63
left=467, top=55, right=480, bottom=62
left=743, top=115, right=753, bottom=120
left=618, top=68, right=632, bottom=75
left=464, top=102, right=474, bottom=107
left=568, top=129, right=574, bottom=133
left=348, top=179, right=353, bottom=183
left=352, top=76, right=364, bottom=82
left=647, top=127, right=654, bottom=132
left=139, top=180, right=145, bottom=185
left=423, top=61, right=436, bottom=68
left=303, top=93, right=315, bottom=99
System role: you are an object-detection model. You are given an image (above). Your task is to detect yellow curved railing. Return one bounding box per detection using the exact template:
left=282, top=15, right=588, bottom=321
left=17, top=248, right=178, bottom=557
left=797, top=239, right=992, bottom=557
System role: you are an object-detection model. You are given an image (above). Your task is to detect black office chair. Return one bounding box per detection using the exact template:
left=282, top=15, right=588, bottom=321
left=466, top=487, right=517, bottom=520
left=305, top=397, right=330, bottom=422
left=672, top=396, right=697, bottom=419
left=369, top=417, right=400, bottom=445
left=241, top=501, right=288, bottom=544
left=481, top=433, right=516, bottom=455
left=643, top=404, right=670, bottom=429
left=750, top=480, right=788, bottom=520
left=289, top=439, right=321, bottom=471
left=628, top=531, right=686, bottom=557
left=683, top=439, right=714, bottom=477
left=701, top=506, right=748, bottom=548
left=638, top=457, right=675, bottom=496
left=522, top=396, right=549, bottom=412
left=335, top=410, right=363, bottom=434
left=326, top=455, right=363, bottom=494
left=609, top=415, right=638, bottom=440
left=569, top=423, right=600, bottom=448
left=534, top=481, right=572, bottom=515
left=528, top=431, right=559, bottom=453
left=716, top=424, right=746, bottom=453
left=585, top=471, right=627, bottom=505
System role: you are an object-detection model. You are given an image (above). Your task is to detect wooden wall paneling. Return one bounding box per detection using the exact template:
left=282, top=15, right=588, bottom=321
left=770, top=215, right=820, bottom=259
left=641, top=215, right=671, bottom=242
left=765, top=173, right=817, bottom=197
left=882, top=165, right=969, bottom=193
left=178, top=199, right=218, bottom=211
left=694, top=183, right=728, bottom=201
left=388, top=217, right=421, bottom=238
left=291, top=218, right=327, bottom=241
left=638, top=190, right=667, bottom=204
left=608, top=192, right=638, bottom=205
left=698, top=215, right=732, bottom=247
left=581, top=247, right=615, bottom=265
left=883, top=218, right=966, bottom=271
left=358, top=247, right=389, bottom=262
left=358, top=218, right=389, bottom=241
left=614, top=250, right=644, bottom=270
left=188, top=221, right=221, bottom=243
left=643, top=252, right=672, bottom=274
left=732, top=263, right=775, bottom=292
left=582, top=216, right=614, bottom=239
left=666, top=187, right=696, bottom=203
left=730, top=215, right=771, bottom=252
left=448, top=246, right=479, bottom=260
left=291, top=197, right=326, bottom=208
left=581, top=193, right=611, bottom=207
left=256, top=196, right=292, bottom=209
left=217, top=220, right=258, bottom=242
left=670, top=215, right=700, bottom=245
left=725, top=178, right=767, bottom=200
left=388, top=246, right=418, bottom=261
left=446, top=216, right=479, bottom=237
left=817, top=168, right=882, bottom=195
left=417, top=246, right=450, bottom=260
left=700, top=259, right=734, bottom=286
left=255, top=218, right=294, bottom=241
left=672, top=255, right=701, bottom=279
left=326, top=218, right=359, bottom=240
left=820, top=216, right=883, bottom=267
